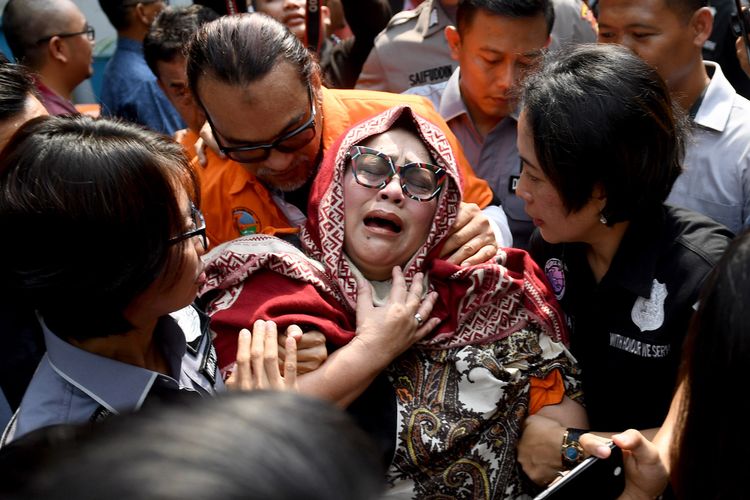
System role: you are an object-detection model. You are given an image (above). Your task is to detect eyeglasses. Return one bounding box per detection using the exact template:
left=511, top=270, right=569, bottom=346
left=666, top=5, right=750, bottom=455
left=347, top=145, right=446, bottom=202
left=169, top=203, right=207, bottom=249
left=205, top=86, right=317, bottom=164
left=36, top=24, right=95, bottom=45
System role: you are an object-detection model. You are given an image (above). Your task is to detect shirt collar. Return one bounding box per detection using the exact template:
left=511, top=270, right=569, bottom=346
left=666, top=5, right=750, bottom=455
left=41, top=314, right=187, bottom=414
left=438, top=68, right=467, bottom=121
left=33, top=77, right=78, bottom=115
left=694, top=61, right=734, bottom=133
left=225, top=158, right=264, bottom=195
left=440, top=68, right=520, bottom=130
left=116, top=36, right=143, bottom=54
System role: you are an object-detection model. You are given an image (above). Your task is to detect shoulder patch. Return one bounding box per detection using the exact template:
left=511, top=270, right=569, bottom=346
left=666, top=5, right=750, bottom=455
left=386, top=1, right=426, bottom=29
left=233, top=207, right=261, bottom=236
left=544, top=258, right=566, bottom=300
left=387, top=8, right=420, bottom=28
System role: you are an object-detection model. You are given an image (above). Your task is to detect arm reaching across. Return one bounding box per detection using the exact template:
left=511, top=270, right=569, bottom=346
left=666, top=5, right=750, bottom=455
left=518, top=396, right=589, bottom=485
left=296, top=267, right=440, bottom=407
left=520, top=403, right=661, bottom=487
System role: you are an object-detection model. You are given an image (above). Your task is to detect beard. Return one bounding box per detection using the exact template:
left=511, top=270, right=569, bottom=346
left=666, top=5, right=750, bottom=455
left=248, top=153, right=316, bottom=192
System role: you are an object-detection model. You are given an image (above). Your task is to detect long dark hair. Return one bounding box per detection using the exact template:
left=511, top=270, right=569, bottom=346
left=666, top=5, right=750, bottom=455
left=673, top=231, right=750, bottom=499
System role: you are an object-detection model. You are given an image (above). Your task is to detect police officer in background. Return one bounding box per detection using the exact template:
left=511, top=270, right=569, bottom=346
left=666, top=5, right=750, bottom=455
left=356, top=0, right=597, bottom=93
left=405, top=0, right=554, bottom=249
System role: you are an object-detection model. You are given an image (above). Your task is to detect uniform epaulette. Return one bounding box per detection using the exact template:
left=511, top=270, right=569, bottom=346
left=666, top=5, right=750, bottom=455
left=386, top=4, right=423, bottom=29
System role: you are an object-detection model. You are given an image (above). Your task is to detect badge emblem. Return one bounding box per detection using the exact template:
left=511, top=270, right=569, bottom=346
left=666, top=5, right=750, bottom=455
left=631, top=279, right=667, bottom=332
left=233, top=208, right=260, bottom=236
left=544, top=258, right=566, bottom=300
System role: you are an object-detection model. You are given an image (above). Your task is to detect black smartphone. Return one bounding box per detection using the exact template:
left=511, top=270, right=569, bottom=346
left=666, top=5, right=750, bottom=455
left=304, top=0, right=324, bottom=55
left=533, top=442, right=625, bottom=500
left=732, top=0, right=750, bottom=65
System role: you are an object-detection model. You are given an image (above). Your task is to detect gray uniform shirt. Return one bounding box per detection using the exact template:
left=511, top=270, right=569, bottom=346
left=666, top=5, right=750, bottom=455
left=356, top=0, right=456, bottom=93
left=667, top=62, right=750, bottom=235
left=406, top=68, right=533, bottom=248
left=356, top=0, right=597, bottom=94
left=2, top=305, right=223, bottom=445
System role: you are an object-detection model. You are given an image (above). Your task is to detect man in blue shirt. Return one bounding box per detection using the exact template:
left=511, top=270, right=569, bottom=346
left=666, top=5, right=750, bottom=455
left=98, top=0, right=185, bottom=135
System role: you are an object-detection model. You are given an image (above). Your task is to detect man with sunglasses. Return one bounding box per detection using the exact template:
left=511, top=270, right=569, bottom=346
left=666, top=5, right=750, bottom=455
left=187, top=14, right=511, bottom=263
left=2, top=0, right=94, bottom=116
left=145, top=5, right=298, bottom=248
left=98, top=0, right=185, bottom=135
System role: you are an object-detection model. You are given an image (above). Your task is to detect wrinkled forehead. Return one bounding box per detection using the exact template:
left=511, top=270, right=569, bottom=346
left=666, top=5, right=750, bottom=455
left=357, top=128, right=434, bottom=164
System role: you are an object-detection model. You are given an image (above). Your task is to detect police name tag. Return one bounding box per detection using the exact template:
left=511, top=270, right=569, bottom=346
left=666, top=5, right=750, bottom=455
left=509, top=175, right=520, bottom=193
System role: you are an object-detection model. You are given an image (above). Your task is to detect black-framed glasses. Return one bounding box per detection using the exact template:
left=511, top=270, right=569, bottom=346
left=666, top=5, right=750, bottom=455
left=347, top=145, right=446, bottom=202
left=36, top=24, right=95, bottom=45
left=169, top=203, right=207, bottom=249
left=205, top=85, right=317, bottom=164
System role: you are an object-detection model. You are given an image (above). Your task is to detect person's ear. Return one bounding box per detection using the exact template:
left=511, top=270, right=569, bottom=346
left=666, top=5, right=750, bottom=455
left=690, top=7, right=713, bottom=48
left=48, top=37, right=69, bottom=64
left=591, top=183, right=607, bottom=209
left=544, top=35, right=552, bottom=49
left=445, top=26, right=461, bottom=61
left=134, top=2, right=152, bottom=27
left=321, top=5, right=331, bottom=30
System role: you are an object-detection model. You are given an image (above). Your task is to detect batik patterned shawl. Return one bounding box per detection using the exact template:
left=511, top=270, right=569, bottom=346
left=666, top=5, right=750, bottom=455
left=200, top=106, right=579, bottom=499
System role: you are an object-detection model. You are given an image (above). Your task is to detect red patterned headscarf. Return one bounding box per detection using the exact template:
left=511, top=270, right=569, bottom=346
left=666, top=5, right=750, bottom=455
left=302, top=105, right=567, bottom=348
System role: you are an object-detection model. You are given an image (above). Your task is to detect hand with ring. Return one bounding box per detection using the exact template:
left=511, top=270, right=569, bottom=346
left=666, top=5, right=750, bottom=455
left=414, top=312, right=424, bottom=326
left=353, top=266, right=441, bottom=366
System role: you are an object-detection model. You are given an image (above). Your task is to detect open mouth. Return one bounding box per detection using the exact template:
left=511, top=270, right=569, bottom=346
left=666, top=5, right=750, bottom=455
left=284, top=14, right=305, bottom=26
left=364, top=215, right=402, bottom=233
